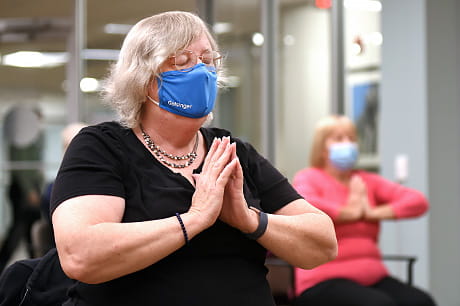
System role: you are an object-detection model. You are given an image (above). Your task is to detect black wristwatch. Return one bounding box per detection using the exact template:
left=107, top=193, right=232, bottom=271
left=244, top=207, right=268, bottom=240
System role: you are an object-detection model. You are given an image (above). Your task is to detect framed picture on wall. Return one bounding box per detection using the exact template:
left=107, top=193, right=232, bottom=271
left=346, top=71, right=380, bottom=169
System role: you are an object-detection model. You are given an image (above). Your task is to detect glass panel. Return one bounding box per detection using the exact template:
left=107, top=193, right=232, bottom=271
left=0, top=1, right=201, bottom=263
left=277, top=1, right=332, bottom=179
left=344, top=0, right=382, bottom=170
left=0, top=3, right=73, bottom=256
left=213, top=0, right=262, bottom=150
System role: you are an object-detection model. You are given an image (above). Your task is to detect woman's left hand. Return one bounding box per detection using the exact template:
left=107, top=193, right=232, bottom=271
left=363, top=203, right=395, bottom=221
left=219, top=144, right=258, bottom=233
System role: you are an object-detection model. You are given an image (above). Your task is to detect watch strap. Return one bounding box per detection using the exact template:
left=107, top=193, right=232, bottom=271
left=244, top=207, right=268, bottom=240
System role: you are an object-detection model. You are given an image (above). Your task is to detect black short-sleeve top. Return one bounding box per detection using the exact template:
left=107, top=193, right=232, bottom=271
left=51, top=121, right=302, bottom=306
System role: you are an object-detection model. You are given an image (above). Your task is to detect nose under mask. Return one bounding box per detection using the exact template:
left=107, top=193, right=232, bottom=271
left=148, top=63, right=218, bottom=119
left=328, top=142, right=359, bottom=171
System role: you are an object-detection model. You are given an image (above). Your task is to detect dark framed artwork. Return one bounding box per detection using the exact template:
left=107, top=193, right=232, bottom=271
left=352, top=81, right=379, bottom=154
left=346, top=72, right=380, bottom=169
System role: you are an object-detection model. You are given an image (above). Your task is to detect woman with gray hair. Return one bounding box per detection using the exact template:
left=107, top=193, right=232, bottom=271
left=50, top=11, right=337, bottom=306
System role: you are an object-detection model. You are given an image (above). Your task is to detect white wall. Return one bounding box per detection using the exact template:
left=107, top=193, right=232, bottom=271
left=379, top=0, right=430, bottom=290
left=426, top=0, right=460, bottom=304
left=277, top=4, right=330, bottom=180
left=381, top=1, right=460, bottom=305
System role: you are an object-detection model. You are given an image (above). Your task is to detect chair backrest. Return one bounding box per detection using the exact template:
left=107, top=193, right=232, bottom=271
left=382, top=254, right=417, bottom=286
left=265, top=254, right=417, bottom=306
left=0, top=248, right=75, bottom=306
left=0, top=257, right=40, bottom=305
left=265, top=255, right=295, bottom=305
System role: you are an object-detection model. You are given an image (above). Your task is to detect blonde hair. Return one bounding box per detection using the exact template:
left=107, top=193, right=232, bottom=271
left=309, top=115, right=357, bottom=168
left=101, top=11, right=222, bottom=128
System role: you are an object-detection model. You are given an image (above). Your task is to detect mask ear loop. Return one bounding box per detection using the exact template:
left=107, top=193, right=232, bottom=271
left=147, top=95, right=160, bottom=107
left=146, top=75, right=162, bottom=107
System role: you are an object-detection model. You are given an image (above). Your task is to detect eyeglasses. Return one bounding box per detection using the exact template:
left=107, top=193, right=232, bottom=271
left=168, top=49, right=222, bottom=72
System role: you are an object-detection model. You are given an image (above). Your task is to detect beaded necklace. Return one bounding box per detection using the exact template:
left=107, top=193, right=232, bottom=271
left=140, top=125, right=198, bottom=169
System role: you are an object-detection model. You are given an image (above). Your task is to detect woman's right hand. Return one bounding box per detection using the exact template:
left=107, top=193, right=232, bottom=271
left=338, top=175, right=367, bottom=222
left=189, top=136, right=238, bottom=228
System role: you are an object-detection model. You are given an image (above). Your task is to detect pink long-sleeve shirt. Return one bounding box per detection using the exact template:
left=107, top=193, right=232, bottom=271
left=292, top=167, right=428, bottom=296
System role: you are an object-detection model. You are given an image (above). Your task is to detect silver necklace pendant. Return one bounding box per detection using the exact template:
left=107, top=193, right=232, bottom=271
left=140, top=124, right=199, bottom=168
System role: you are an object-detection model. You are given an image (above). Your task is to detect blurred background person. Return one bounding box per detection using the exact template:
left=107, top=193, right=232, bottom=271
left=0, top=106, right=44, bottom=273
left=292, top=115, right=436, bottom=306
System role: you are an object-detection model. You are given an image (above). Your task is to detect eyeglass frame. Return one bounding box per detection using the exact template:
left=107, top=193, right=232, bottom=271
left=167, top=49, right=223, bottom=72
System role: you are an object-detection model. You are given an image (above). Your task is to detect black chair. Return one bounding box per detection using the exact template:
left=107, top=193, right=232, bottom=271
left=382, top=254, right=417, bottom=286
left=265, top=254, right=418, bottom=306
left=265, top=256, right=295, bottom=306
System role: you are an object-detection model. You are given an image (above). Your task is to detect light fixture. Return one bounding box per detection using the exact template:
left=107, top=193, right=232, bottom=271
left=2, top=49, right=120, bottom=68
left=80, top=77, right=100, bottom=92
left=104, top=23, right=133, bottom=35
left=283, top=35, right=296, bottom=46
left=252, top=32, right=264, bottom=47
left=213, top=22, right=233, bottom=34
left=2, top=51, right=67, bottom=68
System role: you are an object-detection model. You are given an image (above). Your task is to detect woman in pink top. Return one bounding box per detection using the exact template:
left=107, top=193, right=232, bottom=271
left=292, top=115, right=436, bottom=306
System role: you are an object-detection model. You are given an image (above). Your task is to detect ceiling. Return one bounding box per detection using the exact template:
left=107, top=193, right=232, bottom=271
left=0, top=0, right=308, bottom=94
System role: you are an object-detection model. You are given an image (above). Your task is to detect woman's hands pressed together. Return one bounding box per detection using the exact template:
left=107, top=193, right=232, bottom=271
left=189, top=136, right=258, bottom=234
left=189, top=136, right=240, bottom=229
left=219, top=144, right=259, bottom=234
left=189, top=135, right=337, bottom=269
left=339, top=175, right=395, bottom=222
left=339, top=176, right=368, bottom=222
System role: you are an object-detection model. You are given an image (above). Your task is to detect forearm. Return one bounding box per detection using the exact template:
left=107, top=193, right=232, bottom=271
left=56, top=211, right=207, bottom=284
left=258, top=212, right=337, bottom=270
left=365, top=204, right=395, bottom=221
left=391, top=191, right=429, bottom=218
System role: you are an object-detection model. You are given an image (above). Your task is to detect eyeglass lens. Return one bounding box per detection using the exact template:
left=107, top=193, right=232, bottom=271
left=171, top=50, right=221, bottom=71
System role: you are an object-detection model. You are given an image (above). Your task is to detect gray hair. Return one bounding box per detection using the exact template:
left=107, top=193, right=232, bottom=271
left=101, top=11, right=222, bottom=128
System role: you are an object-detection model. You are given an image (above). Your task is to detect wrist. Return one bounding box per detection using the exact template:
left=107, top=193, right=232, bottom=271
left=365, top=205, right=394, bottom=221
left=241, top=208, right=259, bottom=234
left=243, top=207, right=268, bottom=240
left=364, top=209, right=378, bottom=221
left=183, top=209, right=214, bottom=235
left=339, top=206, right=363, bottom=222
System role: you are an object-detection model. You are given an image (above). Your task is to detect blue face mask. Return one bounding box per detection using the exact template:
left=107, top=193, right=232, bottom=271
left=148, top=63, right=217, bottom=119
left=328, top=142, right=359, bottom=171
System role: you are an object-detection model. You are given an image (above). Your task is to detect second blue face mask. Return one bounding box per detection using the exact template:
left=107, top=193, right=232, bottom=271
left=149, top=63, right=218, bottom=119
left=328, top=142, right=359, bottom=171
